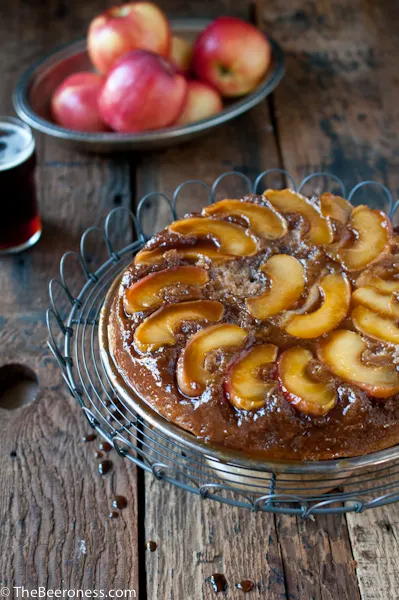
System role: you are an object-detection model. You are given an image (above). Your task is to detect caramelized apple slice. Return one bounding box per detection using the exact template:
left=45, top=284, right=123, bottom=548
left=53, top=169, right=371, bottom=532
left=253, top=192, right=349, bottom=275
left=124, top=266, right=209, bottom=314
left=336, top=205, right=391, bottom=271
left=202, top=199, right=287, bottom=240
left=134, top=246, right=167, bottom=266
left=134, top=242, right=232, bottom=266
left=279, top=283, right=321, bottom=330
left=352, top=287, right=399, bottom=319
left=168, top=217, right=258, bottom=256
left=134, top=300, right=224, bottom=353
left=289, top=283, right=321, bottom=315
left=356, top=268, right=399, bottom=294
left=278, top=347, right=336, bottom=416
left=320, top=192, right=352, bottom=224
left=352, top=306, right=399, bottom=344
left=177, top=323, right=248, bottom=397
left=246, top=254, right=305, bottom=319
left=225, top=343, right=278, bottom=411
left=284, top=272, right=351, bottom=338
left=264, top=189, right=334, bottom=245
left=317, top=329, right=399, bottom=398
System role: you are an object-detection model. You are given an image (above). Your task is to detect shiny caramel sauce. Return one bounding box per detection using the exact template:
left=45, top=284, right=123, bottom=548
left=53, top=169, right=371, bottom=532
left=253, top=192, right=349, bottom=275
left=107, top=193, right=399, bottom=460
left=98, top=459, right=113, bottom=476
left=236, top=580, right=254, bottom=593
left=209, top=574, right=228, bottom=593
left=99, top=441, right=113, bottom=453
left=146, top=541, right=157, bottom=552
left=112, top=495, right=128, bottom=509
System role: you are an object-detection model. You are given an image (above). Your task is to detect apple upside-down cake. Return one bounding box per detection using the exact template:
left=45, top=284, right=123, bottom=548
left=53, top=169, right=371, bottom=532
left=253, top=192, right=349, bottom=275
left=105, top=189, right=399, bottom=460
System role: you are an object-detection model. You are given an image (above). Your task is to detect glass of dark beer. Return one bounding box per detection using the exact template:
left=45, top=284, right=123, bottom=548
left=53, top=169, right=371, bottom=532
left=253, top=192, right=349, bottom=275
left=0, top=117, right=41, bottom=254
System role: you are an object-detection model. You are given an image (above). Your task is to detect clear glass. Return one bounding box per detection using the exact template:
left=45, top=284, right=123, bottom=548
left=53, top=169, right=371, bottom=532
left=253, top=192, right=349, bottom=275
left=0, top=116, right=41, bottom=254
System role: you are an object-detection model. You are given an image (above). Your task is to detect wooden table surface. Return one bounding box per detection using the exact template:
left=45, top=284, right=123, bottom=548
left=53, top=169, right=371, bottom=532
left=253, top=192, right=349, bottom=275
left=1, top=0, right=399, bottom=598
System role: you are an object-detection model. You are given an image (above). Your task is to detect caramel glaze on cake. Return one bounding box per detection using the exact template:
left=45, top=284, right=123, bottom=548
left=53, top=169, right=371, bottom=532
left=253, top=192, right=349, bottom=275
left=107, top=189, right=399, bottom=460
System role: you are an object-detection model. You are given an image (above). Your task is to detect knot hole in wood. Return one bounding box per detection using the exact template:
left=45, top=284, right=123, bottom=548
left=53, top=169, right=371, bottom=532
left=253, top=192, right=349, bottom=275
left=0, top=363, right=39, bottom=410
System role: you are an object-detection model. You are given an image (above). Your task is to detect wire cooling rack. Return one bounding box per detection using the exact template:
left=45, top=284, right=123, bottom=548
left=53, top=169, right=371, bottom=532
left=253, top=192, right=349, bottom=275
left=47, top=170, right=399, bottom=517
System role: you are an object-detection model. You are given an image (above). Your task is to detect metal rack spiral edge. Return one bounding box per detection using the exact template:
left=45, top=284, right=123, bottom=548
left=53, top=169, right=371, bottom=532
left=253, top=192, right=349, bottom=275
left=46, top=169, right=399, bottom=517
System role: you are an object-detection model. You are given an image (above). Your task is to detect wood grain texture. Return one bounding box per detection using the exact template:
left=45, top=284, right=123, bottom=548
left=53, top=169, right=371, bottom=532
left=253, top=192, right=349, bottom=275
left=0, top=0, right=138, bottom=595
left=346, top=505, right=399, bottom=600
left=135, top=2, right=359, bottom=599
left=1, top=0, right=398, bottom=599
left=259, top=0, right=399, bottom=194
left=258, top=2, right=399, bottom=599
left=275, top=513, right=360, bottom=600
left=144, top=477, right=287, bottom=600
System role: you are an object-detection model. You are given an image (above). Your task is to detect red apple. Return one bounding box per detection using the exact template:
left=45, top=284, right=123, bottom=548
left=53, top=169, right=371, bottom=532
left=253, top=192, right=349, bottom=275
left=87, top=2, right=171, bottom=74
left=51, top=72, right=107, bottom=132
left=193, top=16, right=271, bottom=97
left=170, top=35, right=193, bottom=74
left=98, top=50, right=188, bottom=132
left=176, top=80, right=223, bottom=125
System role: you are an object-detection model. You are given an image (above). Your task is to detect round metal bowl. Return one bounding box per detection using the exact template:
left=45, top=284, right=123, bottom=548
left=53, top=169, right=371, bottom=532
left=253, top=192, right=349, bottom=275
left=13, top=18, right=285, bottom=154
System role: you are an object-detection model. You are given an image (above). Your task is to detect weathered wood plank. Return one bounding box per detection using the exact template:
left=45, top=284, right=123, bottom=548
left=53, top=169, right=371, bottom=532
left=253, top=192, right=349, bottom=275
left=1, top=0, right=397, bottom=597
left=346, top=505, right=399, bottom=600
left=275, top=513, right=360, bottom=600
left=0, top=0, right=139, bottom=595
left=260, top=1, right=399, bottom=598
left=134, top=96, right=289, bottom=600
left=135, top=1, right=361, bottom=598
left=144, top=478, right=287, bottom=600
left=260, top=0, right=399, bottom=194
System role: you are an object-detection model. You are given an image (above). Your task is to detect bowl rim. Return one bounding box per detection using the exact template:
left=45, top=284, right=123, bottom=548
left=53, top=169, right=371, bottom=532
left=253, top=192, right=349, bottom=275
left=98, top=269, right=399, bottom=475
left=13, top=19, right=285, bottom=144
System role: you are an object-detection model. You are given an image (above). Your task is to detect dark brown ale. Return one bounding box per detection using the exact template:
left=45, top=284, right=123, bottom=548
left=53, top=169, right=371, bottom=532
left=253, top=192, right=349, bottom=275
left=0, top=117, right=41, bottom=254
